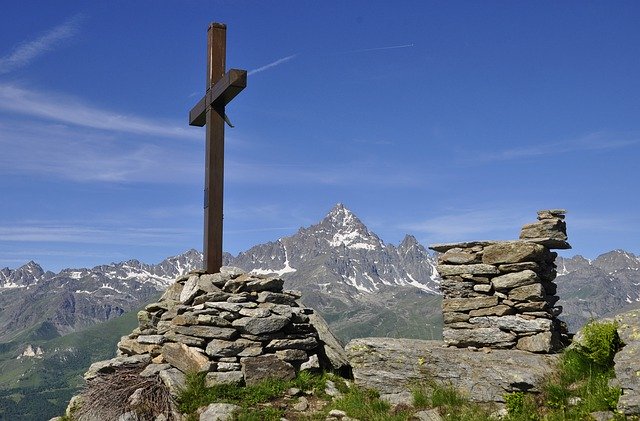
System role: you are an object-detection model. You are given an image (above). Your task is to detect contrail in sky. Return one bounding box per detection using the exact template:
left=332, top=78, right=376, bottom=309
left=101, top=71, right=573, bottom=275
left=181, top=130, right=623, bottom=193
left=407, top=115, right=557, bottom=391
left=0, top=14, right=83, bottom=74
left=248, top=54, right=298, bottom=75
left=339, top=43, right=415, bottom=54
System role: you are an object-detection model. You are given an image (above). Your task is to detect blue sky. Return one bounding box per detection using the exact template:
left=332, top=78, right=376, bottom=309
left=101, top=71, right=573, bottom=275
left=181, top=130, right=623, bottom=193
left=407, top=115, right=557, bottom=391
left=1, top=1, right=639, bottom=272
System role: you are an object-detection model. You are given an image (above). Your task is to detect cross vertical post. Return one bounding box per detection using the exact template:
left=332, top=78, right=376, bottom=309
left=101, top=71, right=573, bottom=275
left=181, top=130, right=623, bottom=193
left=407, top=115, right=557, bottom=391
left=189, top=22, right=247, bottom=273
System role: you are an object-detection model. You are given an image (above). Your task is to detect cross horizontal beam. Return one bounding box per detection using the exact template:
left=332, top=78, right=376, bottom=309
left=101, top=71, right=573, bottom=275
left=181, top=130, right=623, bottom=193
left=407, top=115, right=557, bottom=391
left=189, top=68, right=247, bottom=127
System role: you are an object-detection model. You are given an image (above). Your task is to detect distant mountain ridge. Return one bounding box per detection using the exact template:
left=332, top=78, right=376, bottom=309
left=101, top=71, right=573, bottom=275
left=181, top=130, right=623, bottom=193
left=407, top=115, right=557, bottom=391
left=1, top=204, right=639, bottom=344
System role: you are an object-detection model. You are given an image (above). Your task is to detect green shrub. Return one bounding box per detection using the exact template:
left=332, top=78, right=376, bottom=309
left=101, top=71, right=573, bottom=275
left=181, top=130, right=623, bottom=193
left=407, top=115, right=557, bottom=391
left=579, top=320, right=622, bottom=367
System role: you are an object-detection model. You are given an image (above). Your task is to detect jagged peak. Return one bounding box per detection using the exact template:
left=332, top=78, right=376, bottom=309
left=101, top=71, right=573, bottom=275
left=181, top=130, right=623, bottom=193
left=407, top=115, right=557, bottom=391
left=399, top=234, right=419, bottom=248
left=18, top=260, right=44, bottom=274
left=324, top=203, right=362, bottom=227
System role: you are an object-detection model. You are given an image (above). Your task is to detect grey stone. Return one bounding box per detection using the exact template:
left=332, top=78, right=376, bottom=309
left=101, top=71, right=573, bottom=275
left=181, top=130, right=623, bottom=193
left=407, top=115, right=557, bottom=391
left=473, top=284, right=492, bottom=293
left=239, top=307, right=272, bottom=318
left=220, top=266, right=244, bottom=278
left=442, top=296, right=498, bottom=313
left=199, top=403, right=241, bottom=421
left=523, top=238, right=572, bottom=249
left=245, top=277, right=285, bottom=292
left=508, top=283, right=545, bottom=302
left=257, top=291, right=298, bottom=306
left=520, top=219, right=567, bottom=240
left=437, top=264, right=499, bottom=276
left=429, top=241, right=497, bottom=253
left=276, top=349, right=309, bottom=362
left=537, top=209, right=566, bottom=220
left=161, top=343, right=211, bottom=373
left=308, top=311, right=350, bottom=371
left=192, top=291, right=231, bottom=305
left=139, top=363, right=171, bottom=377
left=325, top=380, right=342, bottom=397
left=217, top=362, right=241, bottom=371
left=163, top=332, right=206, bottom=347
left=293, top=396, right=309, bottom=411
left=159, top=368, right=186, bottom=397
left=346, top=337, right=558, bottom=404
left=516, top=331, right=558, bottom=353
left=468, top=305, right=515, bottom=317
left=614, top=309, right=640, bottom=416
left=197, top=314, right=233, bottom=327
left=174, top=325, right=237, bottom=339
left=118, top=338, right=160, bottom=356
left=242, top=354, right=295, bottom=386
left=205, top=371, right=244, bottom=387
left=205, top=339, right=262, bottom=357
left=469, top=315, right=552, bottom=333
left=84, top=354, right=151, bottom=380
left=482, top=241, right=546, bottom=265
left=201, top=272, right=227, bottom=287
left=492, top=270, right=539, bottom=290
left=442, top=312, right=470, bottom=323
left=180, top=275, right=201, bottom=303
left=160, top=282, right=183, bottom=301
left=300, top=354, right=320, bottom=371
left=241, top=314, right=291, bottom=335
left=136, top=335, right=165, bottom=344
left=413, top=409, right=443, bottom=421
left=440, top=248, right=479, bottom=264
left=498, top=262, right=540, bottom=273
left=588, top=411, right=615, bottom=421
left=443, top=327, right=516, bottom=348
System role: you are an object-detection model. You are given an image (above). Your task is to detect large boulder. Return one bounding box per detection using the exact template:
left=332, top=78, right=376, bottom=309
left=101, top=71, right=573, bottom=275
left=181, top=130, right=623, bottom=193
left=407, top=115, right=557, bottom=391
left=346, top=337, right=559, bottom=404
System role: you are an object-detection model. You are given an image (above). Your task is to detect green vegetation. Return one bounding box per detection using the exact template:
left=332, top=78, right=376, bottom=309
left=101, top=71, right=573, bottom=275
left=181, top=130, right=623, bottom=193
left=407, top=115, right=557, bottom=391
left=0, top=309, right=140, bottom=421
left=177, top=321, right=626, bottom=421
left=503, top=320, right=624, bottom=420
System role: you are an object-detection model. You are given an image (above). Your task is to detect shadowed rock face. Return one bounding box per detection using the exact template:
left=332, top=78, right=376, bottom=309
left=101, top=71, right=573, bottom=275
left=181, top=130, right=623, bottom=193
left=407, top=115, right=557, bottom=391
left=346, top=337, right=559, bottom=405
left=613, top=310, right=640, bottom=416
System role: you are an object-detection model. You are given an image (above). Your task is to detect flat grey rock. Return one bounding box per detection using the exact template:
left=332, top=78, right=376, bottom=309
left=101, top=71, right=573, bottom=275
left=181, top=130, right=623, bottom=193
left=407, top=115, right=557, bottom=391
left=346, top=337, right=558, bottom=404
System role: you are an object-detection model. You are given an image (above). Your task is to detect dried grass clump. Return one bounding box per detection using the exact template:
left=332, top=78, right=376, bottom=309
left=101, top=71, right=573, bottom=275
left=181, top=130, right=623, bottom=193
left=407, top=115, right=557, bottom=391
left=75, top=364, right=175, bottom=421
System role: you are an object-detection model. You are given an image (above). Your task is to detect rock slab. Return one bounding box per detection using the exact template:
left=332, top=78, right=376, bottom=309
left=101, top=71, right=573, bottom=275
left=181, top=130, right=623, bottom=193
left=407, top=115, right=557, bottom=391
left=346, top=337, right=559, bottom=404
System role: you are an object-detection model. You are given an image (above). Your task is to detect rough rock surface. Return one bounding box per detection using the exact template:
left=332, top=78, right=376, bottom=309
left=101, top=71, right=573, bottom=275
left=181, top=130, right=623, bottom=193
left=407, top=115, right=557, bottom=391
left=346, top=337, right=559, bottom=404
left=613, top=309, right=640, bottom=416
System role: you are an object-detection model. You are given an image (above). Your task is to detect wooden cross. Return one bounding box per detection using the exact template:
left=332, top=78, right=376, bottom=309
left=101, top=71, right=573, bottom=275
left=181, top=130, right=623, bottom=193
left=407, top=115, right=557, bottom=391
left=189, top=22, right=247, bottom=274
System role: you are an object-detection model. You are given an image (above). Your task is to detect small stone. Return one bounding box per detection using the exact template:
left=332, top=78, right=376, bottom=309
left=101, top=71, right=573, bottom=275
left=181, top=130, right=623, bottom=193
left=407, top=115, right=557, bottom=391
left=220, top=266, right=244, bottom=278
left=136, top=335, right=165, bottom=345
left=205, top=371, right=244, bottom=387
left=242, top=355, right=295, bottom=386
left=276, top=349, right=309, bottom=362
left=482, top=241, right=547, bottom=265
left=325, top=380, right=342, bottom=397
left=300, top=354, right=320, bottom=371
left=442, top=296, right=498, bottom=313
left=159, top=368, right=186, bottom=397
left=468, top=305, right=514, bottom=317
left=180, top=275, right=201, bottom=303
left=473, top=284, right=492, bottom=293
left=287, top=387, right=302, bottom=396
left=140, top=363, right=171, bottom=377
left=437, top=264, right=499, bottom=276
left=492, top=270, right=539, bottom=290
left=509, top=283, right=545, bottom=302
left=217, top=362, right=241, bottom=372
left=199, top=402, right=241, bottom=421
left=293, top=396, right=309, bottom=411
left=413, top=408, right=444, bottom=421
left=161, top=343, right=211, bottom=373
left=328, top=409, right=347, bottom=418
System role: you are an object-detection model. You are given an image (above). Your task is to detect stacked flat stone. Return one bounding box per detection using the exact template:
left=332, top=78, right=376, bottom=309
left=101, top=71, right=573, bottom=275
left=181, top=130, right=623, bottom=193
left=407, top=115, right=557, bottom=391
left=83, top=267, right=349, bottom=394
left=429, top=210, right=570, bottom=353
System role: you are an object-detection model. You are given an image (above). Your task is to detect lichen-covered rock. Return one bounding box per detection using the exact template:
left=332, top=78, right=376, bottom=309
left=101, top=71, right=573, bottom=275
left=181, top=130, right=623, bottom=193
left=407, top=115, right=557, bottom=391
left=346, top=337, right=558, bottom=403
left=614, top=309, right=640, bottom=416
left=241, top=354, right=295, bottom=386
left=482, top=241, right=547, bottom=265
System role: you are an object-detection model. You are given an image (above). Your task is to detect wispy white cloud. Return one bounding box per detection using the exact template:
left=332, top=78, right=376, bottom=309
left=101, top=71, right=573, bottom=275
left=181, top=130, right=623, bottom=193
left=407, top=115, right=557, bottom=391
left=402, top=208, right=530, bottom=243
left=0, top=224, right=197, bottom=246
left=248, top=54, right=297, bottom=76
left=0, top=121, right=201, bottom=183
left=465, top=132, right=640, bottom=163
left=0, top=15, right=83, bottom=74
left=0, top=83, right=199, bottom=139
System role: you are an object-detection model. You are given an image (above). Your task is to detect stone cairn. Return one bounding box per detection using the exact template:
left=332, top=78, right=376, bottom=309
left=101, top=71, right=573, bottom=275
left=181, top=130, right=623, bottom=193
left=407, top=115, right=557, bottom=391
left=429, top=209, right=570, bottom=353
left=73, top=267, right=349, bottom=419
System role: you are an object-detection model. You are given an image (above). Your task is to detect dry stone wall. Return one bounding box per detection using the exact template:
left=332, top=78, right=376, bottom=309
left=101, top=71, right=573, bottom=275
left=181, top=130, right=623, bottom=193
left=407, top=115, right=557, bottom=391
left=430, top=209, right=570, bottom=353
left=74, top=267, right=349, bottom=419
